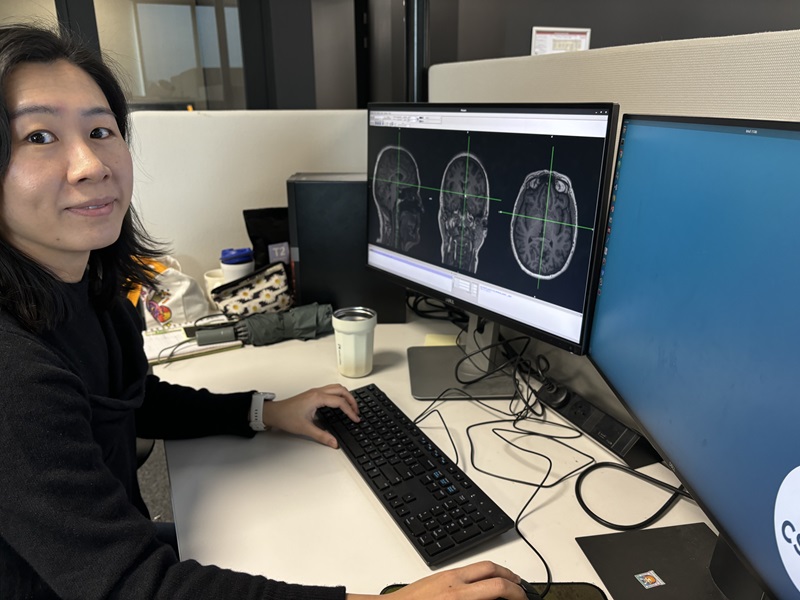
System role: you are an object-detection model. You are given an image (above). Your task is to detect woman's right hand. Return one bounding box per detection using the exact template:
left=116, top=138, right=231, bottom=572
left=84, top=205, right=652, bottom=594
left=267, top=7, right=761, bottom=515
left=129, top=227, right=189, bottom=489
left=346, top=561, right=529, bottom=600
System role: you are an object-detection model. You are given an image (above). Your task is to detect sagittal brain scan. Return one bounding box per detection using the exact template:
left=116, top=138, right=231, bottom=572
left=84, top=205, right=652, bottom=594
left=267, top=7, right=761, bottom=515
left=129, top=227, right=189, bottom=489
left=372, top=145, right=424, bottom=251
left=510, top=169, right=578, bottom=280
left=438, top=153, right=490, bottom=273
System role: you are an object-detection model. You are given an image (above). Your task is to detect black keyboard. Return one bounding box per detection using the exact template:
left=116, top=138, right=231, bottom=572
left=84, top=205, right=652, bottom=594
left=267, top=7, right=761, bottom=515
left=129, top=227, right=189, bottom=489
left=318, top=383, right=515, bottom=566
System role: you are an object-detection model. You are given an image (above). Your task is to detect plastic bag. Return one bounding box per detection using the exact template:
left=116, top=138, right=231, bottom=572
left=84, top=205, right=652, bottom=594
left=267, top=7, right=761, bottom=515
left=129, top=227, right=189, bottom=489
left=139, top=256, right=211, bottom=328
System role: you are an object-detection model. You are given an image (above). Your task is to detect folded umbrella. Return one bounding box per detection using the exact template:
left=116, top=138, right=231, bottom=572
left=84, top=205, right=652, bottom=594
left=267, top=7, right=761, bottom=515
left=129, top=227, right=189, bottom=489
left=235, top=302, right=333, bottom=346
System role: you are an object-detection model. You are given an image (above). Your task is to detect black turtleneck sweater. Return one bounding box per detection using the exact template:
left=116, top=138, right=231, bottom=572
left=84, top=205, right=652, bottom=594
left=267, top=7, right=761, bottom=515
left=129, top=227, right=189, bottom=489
left=0, top=279, right=346, bottom=600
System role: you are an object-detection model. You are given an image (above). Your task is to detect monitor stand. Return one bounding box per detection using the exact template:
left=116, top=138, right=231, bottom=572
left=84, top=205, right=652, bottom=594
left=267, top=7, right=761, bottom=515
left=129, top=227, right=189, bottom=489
left=407, top=314, right=516, bottom=400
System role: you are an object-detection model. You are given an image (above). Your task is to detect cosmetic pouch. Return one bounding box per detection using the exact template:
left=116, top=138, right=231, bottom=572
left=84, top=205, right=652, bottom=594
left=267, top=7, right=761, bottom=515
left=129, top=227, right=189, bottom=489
left=210, top=261, right=292, bottom=318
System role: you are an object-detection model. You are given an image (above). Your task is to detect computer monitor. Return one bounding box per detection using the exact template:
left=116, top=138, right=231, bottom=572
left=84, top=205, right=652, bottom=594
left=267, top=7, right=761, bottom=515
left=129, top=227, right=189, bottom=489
left=366, top=102, right=618, bottom=399
left=589, top=114, right=800, bottom=599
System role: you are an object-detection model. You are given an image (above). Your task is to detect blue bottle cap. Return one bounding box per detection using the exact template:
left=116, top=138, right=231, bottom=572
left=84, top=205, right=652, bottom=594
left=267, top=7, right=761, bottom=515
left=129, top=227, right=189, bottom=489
left=220, top=247, right=253, bottom=264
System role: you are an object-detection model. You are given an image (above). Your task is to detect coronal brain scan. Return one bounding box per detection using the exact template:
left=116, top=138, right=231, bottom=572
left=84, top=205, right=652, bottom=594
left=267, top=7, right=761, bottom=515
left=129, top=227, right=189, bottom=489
left=438, top=153, right=490, bottom=273
left=510, top=169, right=578, bottom=280
left=372, top=145, right=424, bottom=251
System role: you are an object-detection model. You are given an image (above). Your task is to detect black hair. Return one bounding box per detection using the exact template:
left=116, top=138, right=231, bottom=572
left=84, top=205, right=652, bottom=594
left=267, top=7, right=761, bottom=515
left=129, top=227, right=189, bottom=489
left=0, top=23, right=167, bottom=332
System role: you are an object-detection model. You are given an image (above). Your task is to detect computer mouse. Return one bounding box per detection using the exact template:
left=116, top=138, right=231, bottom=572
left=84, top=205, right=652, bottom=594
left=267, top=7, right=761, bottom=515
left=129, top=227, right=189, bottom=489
left=497, top=579, right=542, bottom=600
left=519, top=579, right=543, bottom=599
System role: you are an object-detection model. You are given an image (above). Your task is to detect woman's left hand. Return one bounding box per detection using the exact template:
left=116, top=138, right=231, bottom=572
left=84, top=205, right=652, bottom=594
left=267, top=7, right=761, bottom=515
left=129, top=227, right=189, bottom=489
left=260, top=384, right=359, bottom=448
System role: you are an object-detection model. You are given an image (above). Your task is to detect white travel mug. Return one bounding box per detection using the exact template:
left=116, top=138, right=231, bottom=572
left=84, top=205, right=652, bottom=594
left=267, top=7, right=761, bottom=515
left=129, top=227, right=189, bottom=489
left=332, top=307, right=377, bottom=378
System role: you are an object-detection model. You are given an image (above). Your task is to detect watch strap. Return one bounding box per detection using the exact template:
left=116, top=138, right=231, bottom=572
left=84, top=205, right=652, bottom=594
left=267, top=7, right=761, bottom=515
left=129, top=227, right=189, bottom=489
left=249, top=391, right=276, bottom=431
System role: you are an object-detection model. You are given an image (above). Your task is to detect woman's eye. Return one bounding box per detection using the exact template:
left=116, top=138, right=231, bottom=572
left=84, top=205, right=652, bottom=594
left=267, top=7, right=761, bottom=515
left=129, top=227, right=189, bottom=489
left=26, top=131, right=56, bottom=144
left=90, top=127, right=112, bottom=139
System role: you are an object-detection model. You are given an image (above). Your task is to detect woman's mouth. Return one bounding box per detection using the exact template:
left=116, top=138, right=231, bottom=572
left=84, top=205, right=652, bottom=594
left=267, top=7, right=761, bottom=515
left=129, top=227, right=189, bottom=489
left=68, top=200, right=115, bottom=216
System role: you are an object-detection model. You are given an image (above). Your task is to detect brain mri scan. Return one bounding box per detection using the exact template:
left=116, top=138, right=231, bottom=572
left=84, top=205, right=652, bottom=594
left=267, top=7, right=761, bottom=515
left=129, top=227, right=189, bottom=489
left=510, top=169, right=578, bottom=280
left=372, top=146, right=424, bottom=251
left=438, top=152, right=490, bottom=273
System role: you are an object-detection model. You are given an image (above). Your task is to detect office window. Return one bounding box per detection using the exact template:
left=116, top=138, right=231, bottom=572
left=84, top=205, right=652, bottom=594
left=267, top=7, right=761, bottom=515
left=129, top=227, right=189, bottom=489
left=95, top=0, right=245, bottom=110
left=0, top=1, right=58, bottom=26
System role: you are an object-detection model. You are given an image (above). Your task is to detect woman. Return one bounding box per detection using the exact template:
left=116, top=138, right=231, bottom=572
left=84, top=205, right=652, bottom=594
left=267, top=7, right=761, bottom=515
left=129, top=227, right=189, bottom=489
left=0, top=23, right=529, bottom=600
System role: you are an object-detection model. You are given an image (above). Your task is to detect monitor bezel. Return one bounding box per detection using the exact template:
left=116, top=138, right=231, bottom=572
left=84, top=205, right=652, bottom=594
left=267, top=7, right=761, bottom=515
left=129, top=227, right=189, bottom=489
left=587, top=112, right=800, bottom=599
left=365, top=101, right=620, bottom=355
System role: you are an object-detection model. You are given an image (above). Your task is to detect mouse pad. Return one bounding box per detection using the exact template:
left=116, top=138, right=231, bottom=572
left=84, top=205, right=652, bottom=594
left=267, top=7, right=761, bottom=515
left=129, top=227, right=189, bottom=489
left=576, top=522, right=724, bottom=599
left=381, top=582, right=607, bottom=599
left=528, top=582, right=608, bottom=599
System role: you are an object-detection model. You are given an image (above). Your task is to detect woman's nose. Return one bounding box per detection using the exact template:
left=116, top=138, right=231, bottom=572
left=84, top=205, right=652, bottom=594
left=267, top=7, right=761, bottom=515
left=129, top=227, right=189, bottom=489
left=66, top=140, right=110, bottom=184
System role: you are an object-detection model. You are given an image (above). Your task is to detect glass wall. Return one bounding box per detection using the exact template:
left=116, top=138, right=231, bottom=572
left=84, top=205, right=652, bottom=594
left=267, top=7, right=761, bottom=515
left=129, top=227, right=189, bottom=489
left=95, top=0, right=245, bottom=110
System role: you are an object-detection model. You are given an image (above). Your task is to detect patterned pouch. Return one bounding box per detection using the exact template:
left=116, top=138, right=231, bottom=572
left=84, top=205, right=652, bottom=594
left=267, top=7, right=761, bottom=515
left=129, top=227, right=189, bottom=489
left=211, top=262, right=292, bottom=318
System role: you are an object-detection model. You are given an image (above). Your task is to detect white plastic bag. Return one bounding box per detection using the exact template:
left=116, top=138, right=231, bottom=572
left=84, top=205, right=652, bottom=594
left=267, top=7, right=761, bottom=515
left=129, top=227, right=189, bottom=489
left=140, top=256, right=211, bottom=329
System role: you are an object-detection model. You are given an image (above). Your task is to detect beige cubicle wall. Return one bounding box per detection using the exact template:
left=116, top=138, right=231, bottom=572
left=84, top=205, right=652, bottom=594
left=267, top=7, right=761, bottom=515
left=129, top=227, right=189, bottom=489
left=429, top=28, right=800, bottom=123
left=130, top=109, right=367, bottom=282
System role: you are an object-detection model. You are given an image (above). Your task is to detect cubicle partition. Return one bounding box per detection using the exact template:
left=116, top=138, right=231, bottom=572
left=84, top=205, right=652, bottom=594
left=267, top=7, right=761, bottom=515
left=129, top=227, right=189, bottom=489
left=429, top=28, right=800, bottom=122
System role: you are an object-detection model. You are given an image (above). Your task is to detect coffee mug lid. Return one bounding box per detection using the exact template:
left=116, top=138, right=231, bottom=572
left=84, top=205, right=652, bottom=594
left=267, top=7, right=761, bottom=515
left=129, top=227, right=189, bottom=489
left=220, top=247, right=253, bottom=264
left=333, top=307, right=376, bottom=322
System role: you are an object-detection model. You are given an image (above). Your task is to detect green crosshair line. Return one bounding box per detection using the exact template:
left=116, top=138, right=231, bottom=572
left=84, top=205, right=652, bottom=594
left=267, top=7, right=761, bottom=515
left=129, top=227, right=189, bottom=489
left=535, top=147, right=556, bottom=287
left=380, top=136, right=501, bottom=202
left=382, top=136, right=592, bottom=285
left=384, top=131, right=502, bottom=263
left=374, top=176, right=501, bottom=202
left=457, top=136, right=472, bottom=270
left=491, top=147, right=558, bottom=288
left=496, top=146, right=594, bottom=288
left=394, top=135, right=401, bottom=249
left=498, top=211, right=594, bottom=231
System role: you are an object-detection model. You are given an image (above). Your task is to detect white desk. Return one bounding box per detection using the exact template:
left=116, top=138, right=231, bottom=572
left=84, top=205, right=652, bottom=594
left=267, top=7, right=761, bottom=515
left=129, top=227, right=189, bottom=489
left=157, top=319, right=713, bottom=597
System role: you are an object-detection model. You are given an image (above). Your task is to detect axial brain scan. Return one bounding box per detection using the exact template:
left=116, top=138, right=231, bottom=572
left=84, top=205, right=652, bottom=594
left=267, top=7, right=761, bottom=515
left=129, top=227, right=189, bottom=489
left=510, top=169, right=578, bottom=279
left=372, top=145, right=424, bottom=251
left=438, top=152, right=490, bottom=273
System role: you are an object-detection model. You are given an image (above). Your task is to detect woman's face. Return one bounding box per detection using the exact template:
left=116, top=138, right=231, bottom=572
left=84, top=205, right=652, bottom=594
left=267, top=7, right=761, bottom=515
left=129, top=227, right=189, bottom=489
left=0, top=59, right=132, bottom=282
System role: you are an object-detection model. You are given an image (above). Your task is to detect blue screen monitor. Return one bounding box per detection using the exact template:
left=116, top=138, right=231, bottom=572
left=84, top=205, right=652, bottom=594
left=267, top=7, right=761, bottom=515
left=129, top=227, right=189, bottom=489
left=366, top=103, right=618, bottom=399
left=590, top=114, right=800, bottom=599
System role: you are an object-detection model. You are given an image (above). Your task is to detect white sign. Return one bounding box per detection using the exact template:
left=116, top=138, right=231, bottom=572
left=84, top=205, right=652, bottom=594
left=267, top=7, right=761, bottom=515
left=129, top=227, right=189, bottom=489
left=531, top=26, right=591, bottom=55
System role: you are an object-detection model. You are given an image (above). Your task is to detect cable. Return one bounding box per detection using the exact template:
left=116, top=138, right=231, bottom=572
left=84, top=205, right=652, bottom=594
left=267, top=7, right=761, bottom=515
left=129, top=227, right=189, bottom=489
left=452, top=330, right=531, bottom=386
left=411, top=377, right=599, bottom=599
left=154, top=314, right=240, bottom=364
left=463, top=415, right=594, bottom=599
left=155, top=337, right=196, bottom=364
left=465, top=416, right=596, bottom=492
left=411, top=393, right=464, bottom=468
left=408, top=326, right=620, bottom=598
left=406, top=295, right=539, bottom=395
left=574, top=461, right=692, bottom=531
left=406, top=293, right=469, bottom=328
left=456, top=331, right=694, bottom=551
left=193, top=313, right=232, bottom=327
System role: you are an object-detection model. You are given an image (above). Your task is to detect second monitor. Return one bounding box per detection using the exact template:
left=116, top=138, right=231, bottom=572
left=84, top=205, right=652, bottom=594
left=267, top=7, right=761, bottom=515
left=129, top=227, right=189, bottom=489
left=366, top=102, right=618, bottom=399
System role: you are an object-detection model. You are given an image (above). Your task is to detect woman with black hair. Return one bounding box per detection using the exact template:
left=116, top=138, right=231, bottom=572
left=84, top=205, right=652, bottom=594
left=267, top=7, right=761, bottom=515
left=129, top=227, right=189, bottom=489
left=0, top=23, right=527, bottom=600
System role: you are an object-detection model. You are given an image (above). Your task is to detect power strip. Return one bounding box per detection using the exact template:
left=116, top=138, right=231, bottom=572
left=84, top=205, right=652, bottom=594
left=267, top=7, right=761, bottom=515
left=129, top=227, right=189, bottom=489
left=537, top=385, right=660, bottom=468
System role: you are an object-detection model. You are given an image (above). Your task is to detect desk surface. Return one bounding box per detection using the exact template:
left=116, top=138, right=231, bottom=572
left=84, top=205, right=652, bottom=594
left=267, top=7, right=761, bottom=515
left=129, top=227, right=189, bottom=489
left=156, top=318, right=713, bottom=597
